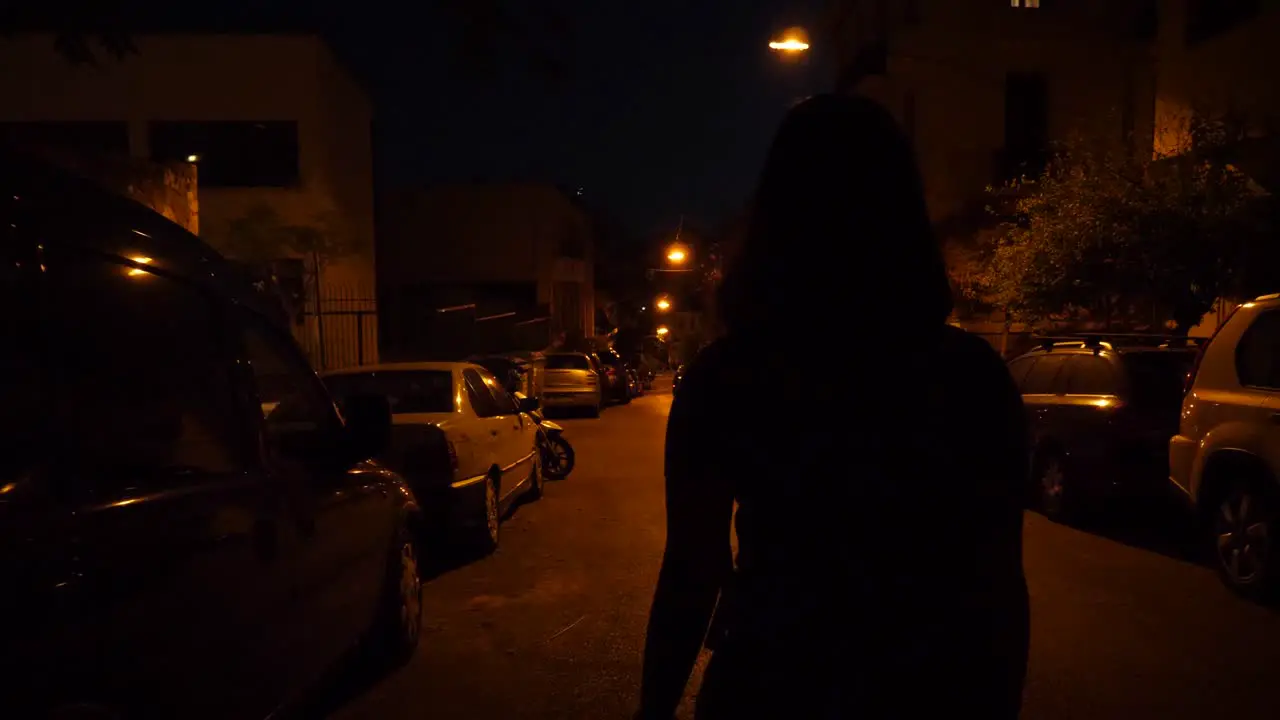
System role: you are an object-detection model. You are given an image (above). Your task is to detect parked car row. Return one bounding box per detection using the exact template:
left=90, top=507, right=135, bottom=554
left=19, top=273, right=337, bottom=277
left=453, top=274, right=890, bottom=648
left=1010, top=301, right=1280, bottom=602
left=540, top=348, right=648, bottom=417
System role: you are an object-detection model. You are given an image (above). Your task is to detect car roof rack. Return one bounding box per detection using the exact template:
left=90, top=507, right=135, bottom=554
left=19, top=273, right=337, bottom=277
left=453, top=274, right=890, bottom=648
left=1034, top=332, right=1207, bottom=353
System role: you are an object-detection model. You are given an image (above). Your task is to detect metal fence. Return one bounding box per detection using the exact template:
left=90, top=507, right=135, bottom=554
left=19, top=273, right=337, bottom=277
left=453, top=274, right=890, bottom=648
left=295, top=284, right=378, bottom=371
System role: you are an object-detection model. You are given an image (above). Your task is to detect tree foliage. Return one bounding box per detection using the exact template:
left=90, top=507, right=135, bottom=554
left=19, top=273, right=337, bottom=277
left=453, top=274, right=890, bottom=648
left=975, top=117, right=1273, bottom=331
left=217, top=203, right=357, bottom=271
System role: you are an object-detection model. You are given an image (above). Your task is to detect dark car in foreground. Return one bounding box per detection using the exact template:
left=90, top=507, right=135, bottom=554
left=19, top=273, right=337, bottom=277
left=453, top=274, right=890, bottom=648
left=1008, top=334, right=1201, bottom=520
left=1, top=151, right=424, bottom=720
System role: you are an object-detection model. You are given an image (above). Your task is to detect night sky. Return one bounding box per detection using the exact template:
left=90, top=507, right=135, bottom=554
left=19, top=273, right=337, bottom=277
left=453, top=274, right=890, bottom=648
left=337, top=0, right=835, bottom=240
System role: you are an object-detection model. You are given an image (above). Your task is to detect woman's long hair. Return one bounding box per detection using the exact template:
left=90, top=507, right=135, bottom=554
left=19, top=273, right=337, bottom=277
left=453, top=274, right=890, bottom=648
left=719, top=94, right=952, bottom=337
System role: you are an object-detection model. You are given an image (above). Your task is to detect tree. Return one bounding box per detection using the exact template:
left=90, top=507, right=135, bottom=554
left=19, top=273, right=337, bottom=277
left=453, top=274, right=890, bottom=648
left=975, top=117, right=1273, bottom=333
left=215, top=203, right=359, bottom=320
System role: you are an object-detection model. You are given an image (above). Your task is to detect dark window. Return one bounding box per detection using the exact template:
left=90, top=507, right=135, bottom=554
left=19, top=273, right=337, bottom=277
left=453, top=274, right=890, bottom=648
left=1007, top=356, right=1038, bottom=389
left=1002, top=72, right=1049, bottom=181
left=149, top=121, right=300, bottom=187
left=1022, top=354, right=1068, bottom=394
left=241, top=316, right=341, bottom=467
left=323, top=370, right=455, bottom=415
left=463, top=368, right=501, bottom=417
left=0, top=121, right=129, bottom=157
left=1065, top=356, right=1118, bottom=395
left=42, top=247, right=245, bottom=492
left=1235, top=311, right=1280, bottom=388
left=1123, top=351, right=1195, bottom=406
left=1186, top=0, right=1259, bottom=45
left=545, top=354, right=590, bottom=370
left=476, top=369, right=519, bottom=415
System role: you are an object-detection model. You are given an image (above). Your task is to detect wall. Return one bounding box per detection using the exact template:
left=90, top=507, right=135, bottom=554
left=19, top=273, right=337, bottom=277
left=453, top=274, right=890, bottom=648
left=1153, top=0, right=1280, bottom=157
left=0, top=33, right=376, bottom=299
left=379, top=183, right=596, bottom=345
left=842, top=0, right=1155, bottom=225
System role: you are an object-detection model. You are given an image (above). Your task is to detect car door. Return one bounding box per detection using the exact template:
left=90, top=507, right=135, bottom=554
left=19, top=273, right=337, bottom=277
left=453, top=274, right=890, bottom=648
left=237, top=313, right=399, bottom=701
left=476, top=368, right=537, bottom=501
left=462, top=367, right=505, bottom=475
left=11, top=241, right=290, bottom=719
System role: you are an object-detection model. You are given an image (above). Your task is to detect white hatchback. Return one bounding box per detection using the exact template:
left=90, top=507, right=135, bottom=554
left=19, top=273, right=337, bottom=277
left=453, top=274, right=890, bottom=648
left=323, top=361, right=542, bottom=553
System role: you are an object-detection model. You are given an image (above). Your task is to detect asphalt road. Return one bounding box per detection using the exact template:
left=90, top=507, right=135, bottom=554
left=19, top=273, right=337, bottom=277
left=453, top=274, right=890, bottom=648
left=328, top=377, right=1280, bottom=720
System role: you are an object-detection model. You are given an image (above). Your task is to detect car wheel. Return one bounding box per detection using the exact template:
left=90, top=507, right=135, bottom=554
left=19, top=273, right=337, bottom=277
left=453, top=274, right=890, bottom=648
left=543, top=435, right=574, bottom=480
left=472, top=476, right=501, bottom=554
left=526, top=451, right=544, bottom=501
left=370, top=524, right=423, bottom=666
left=1037, top=452, right=1072, bottom=521
left=1213, top=478, right=1280, bottom=600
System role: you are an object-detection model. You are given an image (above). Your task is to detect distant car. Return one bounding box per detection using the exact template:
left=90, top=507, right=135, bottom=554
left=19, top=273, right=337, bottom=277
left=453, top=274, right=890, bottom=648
left=323, top=362, right=543, bottom=553
left=626, top=367, right=643, bottom=398
left=672, top=364, right=687, bottom=396
left=596, top=348, right=631, bottom=404
left=542, top=352, right=604, bottom=417
left=2, top=150, right=424, bottom=720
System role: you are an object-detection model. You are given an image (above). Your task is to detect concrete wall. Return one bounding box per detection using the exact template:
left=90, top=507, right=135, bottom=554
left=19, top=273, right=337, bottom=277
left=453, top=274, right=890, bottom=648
left=0, top=33, right=376, bottom=300
left=841, top=0, right=1155, bottom=224
left=379, top=184, right=596, bottom=336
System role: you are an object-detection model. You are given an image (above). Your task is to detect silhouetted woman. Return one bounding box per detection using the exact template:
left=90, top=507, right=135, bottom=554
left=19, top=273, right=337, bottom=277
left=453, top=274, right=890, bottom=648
left=637, top=95, right=1030, bottom=719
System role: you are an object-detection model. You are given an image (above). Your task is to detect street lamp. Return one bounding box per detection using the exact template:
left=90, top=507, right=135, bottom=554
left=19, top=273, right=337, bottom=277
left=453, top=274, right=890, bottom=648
left=666, top=245, right=688, bottom=265
left=656, top=297, right=671, bottom=312
left=769, top=27, right=810, bottom=53
left=656, top=326, right=670, bottom=337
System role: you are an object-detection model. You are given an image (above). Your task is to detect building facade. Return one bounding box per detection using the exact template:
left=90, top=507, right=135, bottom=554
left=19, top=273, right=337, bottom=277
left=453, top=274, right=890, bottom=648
left=0, top=33, right=377, bottom=369
left=837, top=0, right=1157, bottom=229
left=378, top=183, right=595, bottom=359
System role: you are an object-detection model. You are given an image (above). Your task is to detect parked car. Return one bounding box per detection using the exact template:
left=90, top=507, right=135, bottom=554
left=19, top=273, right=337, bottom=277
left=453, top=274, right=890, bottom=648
left=626, top=367, right=644, bottom=398
left=542, top=352, right=605, bottom=417
left=1, top=150, right=424, bottom=720
left=672, top=364, right=687, bottom=396
left=1008, top=334, right=1199, bottom=520
left=596, top=348, right=631, bottom=404
left=467, top=354, right=530, bottom=395
left=1171, top=294, right=1280, bottom=599
left=323, top=362, right=543, bottom=553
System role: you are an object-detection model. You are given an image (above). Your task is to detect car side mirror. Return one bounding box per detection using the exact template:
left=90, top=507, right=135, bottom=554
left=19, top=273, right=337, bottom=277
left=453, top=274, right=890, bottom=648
left=342, top=392, right=392, bottom=462
left=518, top=396, right=540, bottom=414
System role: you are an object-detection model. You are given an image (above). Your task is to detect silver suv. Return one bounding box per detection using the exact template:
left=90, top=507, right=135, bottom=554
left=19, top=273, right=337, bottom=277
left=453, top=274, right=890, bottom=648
left=1171, top=293, right=1280, bottom=599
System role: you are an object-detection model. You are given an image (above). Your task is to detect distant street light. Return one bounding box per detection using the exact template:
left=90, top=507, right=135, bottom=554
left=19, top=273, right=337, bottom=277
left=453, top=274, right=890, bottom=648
left=656, top=297, right=671, bottom=311
left=666, top=245, right=688, bottom=264
left=769, top=27, right=810, bottom=53
left=656, top=326, right=670, bottom=337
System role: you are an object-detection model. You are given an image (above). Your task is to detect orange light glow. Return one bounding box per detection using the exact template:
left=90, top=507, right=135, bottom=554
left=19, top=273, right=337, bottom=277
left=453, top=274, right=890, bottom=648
left=127, top=256, right=153, bottom=277
left=666, top=246, right=688, bottom=264
left=656, top=298, right=671, bottom=311
left=656, top=326, right=670, bottom=336
left=769, top=27, right=811, bottom=52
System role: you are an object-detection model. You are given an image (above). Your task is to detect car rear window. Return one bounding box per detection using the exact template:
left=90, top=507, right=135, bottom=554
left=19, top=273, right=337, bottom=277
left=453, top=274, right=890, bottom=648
left=324, top=370, right=454, bottom=414
left=546, top=354, right=590, bottom=370
left=1123, top=352, right=1195, bottom=405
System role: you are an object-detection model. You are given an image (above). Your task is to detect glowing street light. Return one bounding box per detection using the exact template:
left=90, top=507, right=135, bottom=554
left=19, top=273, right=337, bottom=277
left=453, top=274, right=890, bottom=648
left=666, top=245, right=688, bottom=264
left=656, top=326, right=670, bottom=337
left=656, top=297, right=671, bottom=312
left=769, top=27, right=810, bottom=53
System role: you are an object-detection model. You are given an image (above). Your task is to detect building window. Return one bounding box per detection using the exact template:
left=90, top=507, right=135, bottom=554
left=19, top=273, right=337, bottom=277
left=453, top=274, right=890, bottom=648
left=1001, top=72, right=1049, bottom=181
left=1186, top=0, right=1259, bottom=45
left=1011, top=0, right=1040, bottom=7
left=149, top=121, right=300, bottom=188
left=0, top=121, right=129, bottom=158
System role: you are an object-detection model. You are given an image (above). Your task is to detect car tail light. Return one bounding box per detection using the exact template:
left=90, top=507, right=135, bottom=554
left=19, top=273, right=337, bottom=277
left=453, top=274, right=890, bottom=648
left=446, top=439, right=459, bottom=472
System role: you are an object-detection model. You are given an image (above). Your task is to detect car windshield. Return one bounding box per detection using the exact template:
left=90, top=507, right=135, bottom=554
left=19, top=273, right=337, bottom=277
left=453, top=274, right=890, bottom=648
left=546, top=354, right=590, bottom=370
left=1123, top=352, right=1195, bottom=405
left=323, top=370, right=455, bottom=414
